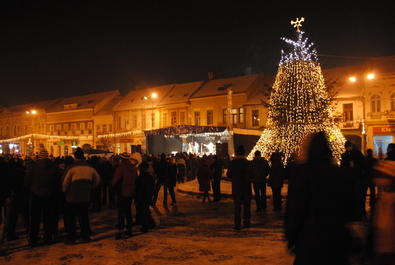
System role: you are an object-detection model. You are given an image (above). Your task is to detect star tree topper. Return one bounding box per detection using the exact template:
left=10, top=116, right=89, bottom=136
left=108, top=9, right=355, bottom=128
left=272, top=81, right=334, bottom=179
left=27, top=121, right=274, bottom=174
left=291, top=17, right=304, bottom=32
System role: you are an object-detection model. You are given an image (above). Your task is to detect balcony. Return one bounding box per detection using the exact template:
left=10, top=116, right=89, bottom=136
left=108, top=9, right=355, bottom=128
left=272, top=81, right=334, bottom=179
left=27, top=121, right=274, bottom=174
left=338, top=121, right=360, bottom=130
left=385, top=110, right=395, bottom=121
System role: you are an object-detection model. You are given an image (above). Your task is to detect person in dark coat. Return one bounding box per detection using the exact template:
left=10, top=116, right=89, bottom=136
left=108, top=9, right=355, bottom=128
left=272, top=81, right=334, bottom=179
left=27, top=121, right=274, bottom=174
left=285, top=132, right=354, bottom=265
left=210, top=155, right=223, bottom=202
left=385, top=143, right=395, bottom=161
left=340, top=140, right=366, bottom=220
left=365, top=149, right=378, bottom=213
left=89, top=156, right=104, bottom=212
left=153, top=153, right=172, bottom=205
left=136, top=162, right=156, bottom=233
left=250, top=151, right=270, bottom=212
left=112, top=152, right=137, bottom=239
left=197, top=158, right=213, bottom=203
left=168, top=157, right=177, bottom=205
left=24, top=149, right=63, bottom=246
left=0, top=157, right=12, bottom=255
left=227, top=145, right=252, bottom=230
left=4, top=158, right=29, bottom=242
left=268, top=152, right=284, bottom=211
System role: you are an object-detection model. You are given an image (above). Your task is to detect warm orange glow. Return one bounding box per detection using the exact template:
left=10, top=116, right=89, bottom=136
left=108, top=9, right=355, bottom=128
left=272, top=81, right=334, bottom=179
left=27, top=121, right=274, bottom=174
left=152, top=93, right=157, bottom=98
left=349, top=77, right=356, bottom=82
left=367, top=73, right=374, bottom=80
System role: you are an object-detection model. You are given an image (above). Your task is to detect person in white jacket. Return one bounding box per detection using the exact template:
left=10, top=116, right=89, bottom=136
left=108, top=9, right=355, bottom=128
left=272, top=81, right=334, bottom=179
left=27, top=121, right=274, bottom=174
left=62, top=147, right=100, bottom=245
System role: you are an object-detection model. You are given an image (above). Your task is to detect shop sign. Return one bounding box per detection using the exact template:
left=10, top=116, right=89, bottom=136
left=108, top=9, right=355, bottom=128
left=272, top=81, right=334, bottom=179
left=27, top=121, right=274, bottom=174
left=373, top=126, right=395, bottom=134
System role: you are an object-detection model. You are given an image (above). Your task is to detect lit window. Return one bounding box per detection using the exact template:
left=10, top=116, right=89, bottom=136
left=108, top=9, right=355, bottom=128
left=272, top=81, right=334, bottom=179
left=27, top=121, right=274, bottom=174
left=194, top=111, right=201, bottom=126
left=252, top=110, right=260, bottom=126
left=207, top=110, right=213, bottom=125
left=391, top=93, right=395, bottom=111
left=371, top=94, right=381, bottom=113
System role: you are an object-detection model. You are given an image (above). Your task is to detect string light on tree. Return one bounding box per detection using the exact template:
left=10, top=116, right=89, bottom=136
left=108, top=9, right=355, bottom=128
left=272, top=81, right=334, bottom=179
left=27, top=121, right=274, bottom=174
left=248, top=18, right=345, bottom=164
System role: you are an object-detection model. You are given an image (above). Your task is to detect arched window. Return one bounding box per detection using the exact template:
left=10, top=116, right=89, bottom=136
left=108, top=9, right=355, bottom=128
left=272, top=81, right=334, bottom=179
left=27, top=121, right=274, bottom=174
left=371, top=94, right=381, bottom=113
left=391, top=93, right=395, bottom=111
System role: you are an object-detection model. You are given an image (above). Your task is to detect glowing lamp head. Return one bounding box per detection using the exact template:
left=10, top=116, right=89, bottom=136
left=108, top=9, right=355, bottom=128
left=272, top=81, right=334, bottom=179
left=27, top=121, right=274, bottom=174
left=367, top=73, right=374, bottom=80
left=349, top=77, right=356, bottom=82
left=152, top=93, right=157, bottom=99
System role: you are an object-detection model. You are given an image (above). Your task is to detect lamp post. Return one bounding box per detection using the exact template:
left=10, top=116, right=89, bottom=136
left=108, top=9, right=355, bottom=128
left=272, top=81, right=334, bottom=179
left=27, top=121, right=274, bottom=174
left=26, top=109, right=37, bottom=156
left=349, top=73, right=374, bottom=154
left=143, top=93, right=157, bottom=129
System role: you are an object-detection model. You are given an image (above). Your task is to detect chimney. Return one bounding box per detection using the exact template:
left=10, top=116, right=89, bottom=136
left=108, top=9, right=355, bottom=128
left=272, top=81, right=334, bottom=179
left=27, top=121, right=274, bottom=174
left=208, top=72, right=216, bottom=80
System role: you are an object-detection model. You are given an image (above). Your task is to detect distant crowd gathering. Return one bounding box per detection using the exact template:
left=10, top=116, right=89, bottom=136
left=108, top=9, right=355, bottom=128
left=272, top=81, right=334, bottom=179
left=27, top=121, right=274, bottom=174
left=1, top=133, right=395, bottom=264
left=0, top=145, right=230, bottom=254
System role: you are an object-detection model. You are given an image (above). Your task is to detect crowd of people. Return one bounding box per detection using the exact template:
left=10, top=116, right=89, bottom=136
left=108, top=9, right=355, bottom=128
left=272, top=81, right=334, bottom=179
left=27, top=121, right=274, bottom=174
left=0, top=138, right=394, bottom=264
left=0, top=147, right=230, bottom=255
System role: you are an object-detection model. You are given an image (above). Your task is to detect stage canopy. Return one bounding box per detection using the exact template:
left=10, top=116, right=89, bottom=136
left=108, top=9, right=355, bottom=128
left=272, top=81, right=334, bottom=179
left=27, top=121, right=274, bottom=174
left=144, top=125, right=228, bottom=136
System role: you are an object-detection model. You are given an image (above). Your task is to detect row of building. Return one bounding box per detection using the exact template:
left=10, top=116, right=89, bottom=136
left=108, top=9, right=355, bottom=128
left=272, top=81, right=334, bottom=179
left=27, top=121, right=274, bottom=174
left=1, top=56, right=395, bottom=158
left=0, top=72, right=272, bottom=158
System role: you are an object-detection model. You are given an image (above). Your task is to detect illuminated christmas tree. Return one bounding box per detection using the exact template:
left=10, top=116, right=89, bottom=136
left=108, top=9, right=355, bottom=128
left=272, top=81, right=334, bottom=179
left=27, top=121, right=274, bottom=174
left=248, top=18, right=345, bottom=164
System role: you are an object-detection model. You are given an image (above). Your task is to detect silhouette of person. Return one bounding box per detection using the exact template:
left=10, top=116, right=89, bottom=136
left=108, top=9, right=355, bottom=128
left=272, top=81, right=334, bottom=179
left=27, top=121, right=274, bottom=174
left=286, top=132, right=354, bottom=265
left=227, top=145, right=252, bottom=230
left=250, top=150, right=270, bottom=212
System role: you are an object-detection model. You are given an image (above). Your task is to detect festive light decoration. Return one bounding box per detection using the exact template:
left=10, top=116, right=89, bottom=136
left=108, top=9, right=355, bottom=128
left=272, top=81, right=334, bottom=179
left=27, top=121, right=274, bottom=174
left=0, top=133, right=93, bottom=143
left=97, top=130, right=144, bottom=139
left=248, top=19, right=345, bottom=165
left=291, top=17, right=304, bottom=33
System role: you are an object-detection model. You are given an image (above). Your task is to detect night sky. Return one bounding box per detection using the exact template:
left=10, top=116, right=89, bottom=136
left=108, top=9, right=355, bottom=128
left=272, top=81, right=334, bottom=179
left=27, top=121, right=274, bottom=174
left=1, top=1, right=394, bottom=107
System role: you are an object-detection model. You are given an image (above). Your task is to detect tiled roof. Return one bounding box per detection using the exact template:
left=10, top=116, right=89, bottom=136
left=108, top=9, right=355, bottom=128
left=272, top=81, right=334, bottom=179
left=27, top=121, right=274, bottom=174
left=159, top=81, right=204, bottom=106
left=46, top=90, right=117, bottom=112
left=190, top=74, right=262, bottom=98
left=113, top=85, right=175, bottom=111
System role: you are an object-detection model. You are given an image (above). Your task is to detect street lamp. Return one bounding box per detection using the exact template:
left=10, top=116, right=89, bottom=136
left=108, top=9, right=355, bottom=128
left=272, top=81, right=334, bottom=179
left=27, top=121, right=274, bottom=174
left=143, top=93, right=157, bottom=129
left=349, top=73, right=374, bottom=154
left=26, top=109, right=37, bottom=156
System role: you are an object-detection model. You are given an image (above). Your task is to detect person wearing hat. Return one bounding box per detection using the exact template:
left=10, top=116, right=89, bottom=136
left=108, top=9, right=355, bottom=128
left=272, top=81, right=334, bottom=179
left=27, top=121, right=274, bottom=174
left=340, top=140, right=366, bottom=221
left=227, top=145, right=252, bottom=230
left=112, top=152, right=137, bottom=239
left=62, top=147, right=101, bottom=244
left=24, top=148, right=63, bottom=246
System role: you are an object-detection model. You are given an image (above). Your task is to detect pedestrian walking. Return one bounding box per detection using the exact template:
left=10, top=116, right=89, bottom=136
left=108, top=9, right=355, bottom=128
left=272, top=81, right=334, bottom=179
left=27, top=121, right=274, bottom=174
left=227, top=145, right=252, bottom=230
